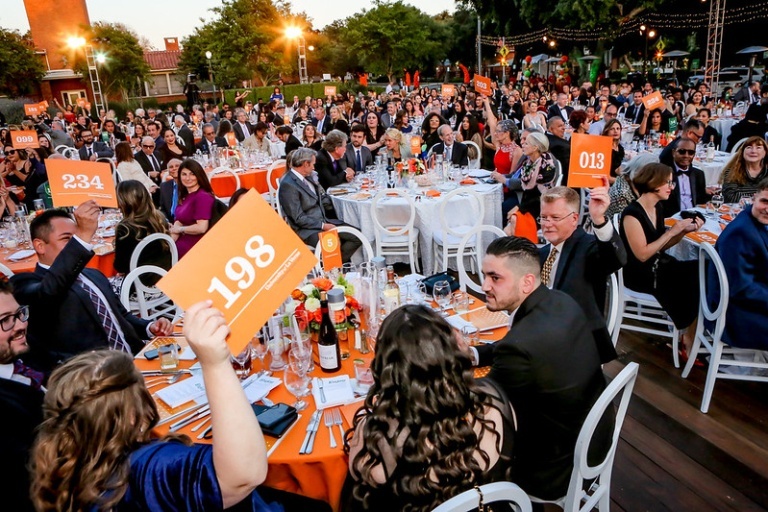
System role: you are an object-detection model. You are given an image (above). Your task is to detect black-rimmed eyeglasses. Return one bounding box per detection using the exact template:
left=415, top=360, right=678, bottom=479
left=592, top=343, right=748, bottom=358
left=0, top=305, right=29, bottom=332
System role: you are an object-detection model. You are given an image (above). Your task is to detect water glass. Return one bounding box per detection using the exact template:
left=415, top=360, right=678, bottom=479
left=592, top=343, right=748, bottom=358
left=452, top=291, right=470, bottom=316
left=432, top=280, right=451, bottom=317
left=461, top=325, right=480, bottom=346
left=231, top=342, right=253, bottom=380
left=283, top=363, right=311, bottom=411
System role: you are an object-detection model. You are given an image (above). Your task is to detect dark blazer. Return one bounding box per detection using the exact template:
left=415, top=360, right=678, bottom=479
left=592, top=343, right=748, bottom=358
left=11, top=239, right=151, bottom=374
left=476, top=286, right=612, bottom=499
left=329, top=119, right=350, bottom=136
left=432, top=141, right=470, bottom=167
left=78, top=141, right=114, bottom=160
left=540, top=226, right=627, bottom=363
left=278, top=170, right=326, bottom=245
left=232, top=121, right=253, bottom=142
left=546, top=133, right=571, bottom=183
left=624, top=103, right=645, bottom=124
left=546, top=104, right=574, bottom=122
left=159, top=179, right=178, bottom=221
left=312, top=116, right=332, bottom=136
left=315, top=148, right=349, bottom=189
left=0, top=377, right=44, bottom=512
left=176, top=124, right=195, bottom=151
left=344, top=144, right=373, bottom=174
left=660, top=165, right=711, bottom=218
left=283, top=135, right=303, bottom=156
left=712, top=205, right=768, bottom=350
left=195, top=136, right=228, bottom=154
left=134, top=150, right=164, bottom=186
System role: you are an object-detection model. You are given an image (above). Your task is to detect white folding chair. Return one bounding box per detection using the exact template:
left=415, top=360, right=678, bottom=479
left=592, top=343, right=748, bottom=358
left=605, top=273, right=621, bottom=345
left=128, top=233, right=178, bottom=274
left=432, top=188, right=484, bottom=273
left=275, top=178, right=285, bottom=219
left=611, top=214, right=681, bottom=367
left=96, top=157, right=119, bottom=186
left=263, top=159, right=285, bottom=211
left=313, top=225, right=374, bottom=271
left=730, top=137, right=749, bottom=154
left=371, top=189, right=420, bottom=274
left=119, top=265, right=181, bottom=322
left=456, top=225, right=506, bottom=295
left=60, top=147, right=77, bottom=159
left=432, top=482, right=532, bottom=512
left=0, top=263, right=14, bottom=278
left=463, top=140, right=482, bottom=169
left=553, top=158, right=564, bottom=187
left=209, top=168, right=241, bottom=205
left=529, top=362, right=639, bottom=512
left=425, top=143, right=441, bottom=162
left=681, top=243, right=768, bottom=413
left=54, top=144, right=72, bottom=155
left=578, top=188, right=590, bottom=228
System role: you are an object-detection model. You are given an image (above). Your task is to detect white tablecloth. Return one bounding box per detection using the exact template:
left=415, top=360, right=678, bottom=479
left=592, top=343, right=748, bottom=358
left=710, top=118, right=740, bottom=151
left=330, top=183, right=503, bottom=271
left=665, top=206, right=727, bottom=261
left=694, top=151, right=730, bottom=186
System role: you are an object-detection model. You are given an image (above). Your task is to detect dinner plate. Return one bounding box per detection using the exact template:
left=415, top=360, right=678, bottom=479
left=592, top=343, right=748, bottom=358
left=7, top=249, right=35, bottom=262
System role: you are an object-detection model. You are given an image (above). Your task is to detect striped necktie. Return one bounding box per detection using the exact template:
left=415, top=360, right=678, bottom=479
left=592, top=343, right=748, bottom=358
left=541, top=248, right=558, bottom=287
left=76, top=275, right=131, bottom=353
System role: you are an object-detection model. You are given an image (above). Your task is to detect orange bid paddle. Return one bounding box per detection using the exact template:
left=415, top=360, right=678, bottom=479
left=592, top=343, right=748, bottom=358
left=319, top=230, right=342, bottom=272
left=46, top=159, right=118, bottom=208
left=568, top=133, right=613, bottom=188
left=11, top=130, right=40, bottom=150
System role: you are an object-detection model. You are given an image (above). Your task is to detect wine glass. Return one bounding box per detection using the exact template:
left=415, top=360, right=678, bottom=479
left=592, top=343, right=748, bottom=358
left=231, top=342, right=253, bottom=381
left=711, top=191, right=724, bottom=213
left=432, top=280, right=451, bottom=317
left=250, top=333, right=271, bottom=377
left=289, top=337, right=313, bottom=373
left=283, top=363, right=311, bottom=411
left=388, top=171, right=397, bottom=189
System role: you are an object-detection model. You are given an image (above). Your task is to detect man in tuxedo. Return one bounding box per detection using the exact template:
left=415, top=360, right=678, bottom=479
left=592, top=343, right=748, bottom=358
left=233, top=109, right=253, bottom=143
left=431, top=124, right=469, bottom=167
left=312, top=106, right=331, bottom=136
left=173, top=115, right=195, bottom=151
left=11, top=202, right=173, bottom=374
left=344, top=124, right=373, bottom=174
left=276, top=126, right=303, bottom=157
left=134, top=136, right=164, bottom=188
left=659, top=119, right=705, bottom=167
left=624, top=90, right=645, bottom=125
left=546, top=117, right=571, bottom=183
left=546, top=93, right=574, bottom=122
left=660, top=137, right=712, bottom=218
left=159, top=158, right=182, bottom=222
left=315, top=130, right=354, bottom=189
left=195, top=123, right=227, bottom=154
left=380, top=101, right=397, bottom=129
left=712, top=180, right=768, bottom=350
left=278, top=148, right=362, bottom=262
left=469, top=236, right=612, bottom=500
left=0, top=280, right=44, bottom=512
left=538, top=184, right=626, bottom=363
left=77, top=129, right=114, bottom=161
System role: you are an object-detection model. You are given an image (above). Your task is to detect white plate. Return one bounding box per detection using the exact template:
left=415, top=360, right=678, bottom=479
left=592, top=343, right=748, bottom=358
left=7, top=249, right=35, bottom=262
left=467, top=169, right=492, bottom=178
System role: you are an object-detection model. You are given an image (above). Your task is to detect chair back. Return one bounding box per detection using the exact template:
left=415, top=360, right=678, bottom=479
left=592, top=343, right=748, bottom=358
left=128, top=233, right=178, bottom=274
left=456, top=224, right=506, bottom=294
left=562, top=362, right=639, bottom=512
left=313, top=225, right=373, bottom=268
left=697, top=242, right=729, bottom=341
left=210, top=168, right=241, bottom=200
left=438, top=188, right=485, bottom=240
left=730, top=137, right=749, bottom=154
left=432, top=482, right=532, bottom=512
left=275, top=178, right=285, bottom=218
left=605, top=273, right=620, bottom=345
left=371, top=189, right=417, bottom=238
left=54, top=144, right=72, bottom=155
left=96, top=157, right=119, bottom=186
left=59, top=147, right=77, bottom=159
left=553, top=157, right=563, bottom=187
left=463, top=140, right=481, bottom=169
left=0, top=263, right=14, bottom=278
left=426, top=143, right=441, bottom=162
left=119, top=265, right=180, bottom=322
left=267, top=159, right=285, bottom=194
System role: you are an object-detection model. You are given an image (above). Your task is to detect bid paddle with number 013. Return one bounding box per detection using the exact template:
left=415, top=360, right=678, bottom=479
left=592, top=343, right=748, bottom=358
left=567, top=133, right=613, bottom=189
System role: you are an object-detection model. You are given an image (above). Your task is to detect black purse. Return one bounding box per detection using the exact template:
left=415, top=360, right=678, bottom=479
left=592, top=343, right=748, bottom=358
left=422, top=272, right=460, bottom=294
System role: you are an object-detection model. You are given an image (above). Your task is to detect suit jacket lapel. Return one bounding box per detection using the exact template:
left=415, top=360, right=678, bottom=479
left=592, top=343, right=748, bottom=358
left=553, top=230, right=581, bottom=288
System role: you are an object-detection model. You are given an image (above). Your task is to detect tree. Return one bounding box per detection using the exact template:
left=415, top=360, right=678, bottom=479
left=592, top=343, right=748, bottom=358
left=0, top=28, right=45, bottom=97
left=338, top=1, right=449, bottom=82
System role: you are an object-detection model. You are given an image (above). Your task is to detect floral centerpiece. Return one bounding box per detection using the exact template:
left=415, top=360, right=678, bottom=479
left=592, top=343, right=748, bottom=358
left=290, top=275, right=360, bottom=333
left=397, top=157, right=426, bottom=179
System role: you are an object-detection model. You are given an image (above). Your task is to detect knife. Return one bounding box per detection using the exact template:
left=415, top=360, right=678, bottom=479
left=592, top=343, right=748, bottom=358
left=304, top=410, right=323, bottom=454
left=299, top=410, right=321, bottom=454
left=170, top=405, right=211, bottom=432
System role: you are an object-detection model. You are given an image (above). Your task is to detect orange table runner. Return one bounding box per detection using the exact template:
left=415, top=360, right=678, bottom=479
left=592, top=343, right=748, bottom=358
left=2, top=240, right=116, bottom=277
left=210, top=165, right=286, bottom=198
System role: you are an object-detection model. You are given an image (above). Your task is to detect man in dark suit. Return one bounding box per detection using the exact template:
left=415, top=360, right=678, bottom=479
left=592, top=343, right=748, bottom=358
left=546, top=93, right=574, bottom=122
left=278, top=148, right=362, bottom=262
left=195, top=123, right=227, bottom=154
left=134, top=136, right=164, bottom=188
left=315, top=130, right=354, bottom=189
left=538, top=184, right=626, bottom=363
left=102, top=119, right=127, bottom=142
left=146, top=120, right=165, bottom=149
left=276, top=125, right=303, bottom=157
left=11, top=203, right=173, bottom=374
left=660, top=137, right=712, bottom=218
left=173, top=115, right=195, bottom=151
left=470, top=236, right=612, bottom=500
left=233, top=109, right=253, bottom=142
left=431, top=124, right=469, bottom=167
left=0, top=280, right=44, bottom=512
left=380, top=101, right=397, bottom=129
left=312, top=106, right=331, bottom=136
left=623, top=90, right=645, bottom=125
left=344, top=124, right=373, bottom=174
left=711, top=180, right=768, bottom=350
left=546, top=117, right=571, bottom=183
left=77, top=128, right=114, bottom=161
left=659, top=119, right=705, bottom=167
left=159, top=158, right=182, bottom=222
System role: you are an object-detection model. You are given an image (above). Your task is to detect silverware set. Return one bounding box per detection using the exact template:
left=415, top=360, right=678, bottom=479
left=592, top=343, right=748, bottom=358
left=299, top=407, right=346, bottom=454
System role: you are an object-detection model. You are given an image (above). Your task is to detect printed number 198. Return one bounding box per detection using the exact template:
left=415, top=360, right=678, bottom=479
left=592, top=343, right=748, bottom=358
left=207, top=235, right=276, bottom=308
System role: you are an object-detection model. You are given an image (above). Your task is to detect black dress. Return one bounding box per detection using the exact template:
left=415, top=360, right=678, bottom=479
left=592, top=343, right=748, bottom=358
left=113, top=223, right=173, bottom=285
left=619, top=201, right=699, bottom=329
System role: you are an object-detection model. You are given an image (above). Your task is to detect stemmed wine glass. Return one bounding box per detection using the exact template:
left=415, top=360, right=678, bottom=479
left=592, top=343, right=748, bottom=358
left=250, top=333, right=271, bottom=377
left=432, top=280, right=451, bottom=317
left=283, top=362, right=311, bottom=411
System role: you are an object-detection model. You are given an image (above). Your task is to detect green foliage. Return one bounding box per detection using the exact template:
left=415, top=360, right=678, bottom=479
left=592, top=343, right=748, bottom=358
left=0, top=29, right=46, bottom=97
left=336, top=1, right=450, bottom=80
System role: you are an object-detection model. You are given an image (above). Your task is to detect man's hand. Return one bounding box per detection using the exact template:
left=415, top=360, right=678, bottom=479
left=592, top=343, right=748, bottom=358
left=588, top=176, right=611, bottom=226
left=182, top=301, right=231, bottom=367
left=504, top=206, right=519, bottom=236
left=73, top=200, right=100, bottom=242
left=149, top=317, right=173, bottom=336
left=89, top=153, right=98, bottom=162
left=322, top=223, right=336, bottom=231
left=345, top=169, right=355, bottom=181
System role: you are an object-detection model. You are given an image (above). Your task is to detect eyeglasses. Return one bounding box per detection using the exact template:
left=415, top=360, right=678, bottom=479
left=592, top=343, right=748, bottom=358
left=0, top=305, right=29, bottom=332
left=142, top=144, right=155, bottom=148
left=5, top=150, right=17, bottom=155
left=676, top=149, right=695, bottom=155
left=605, top=112, right=617, bottom=117
left=666, top=180, right=677, bottom=188
left=537, top=212, right=577, bottom=224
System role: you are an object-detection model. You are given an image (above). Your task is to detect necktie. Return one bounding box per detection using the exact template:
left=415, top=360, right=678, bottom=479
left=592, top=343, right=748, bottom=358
left=445, top=145, right=452, bottom=163
left=151, top=155, right=160, bottom=173
left=332, top=159, right=339, bottom=172
left=13, top=359, right=44, bottom=390
left=87, top=146, right=93, bottom=158
left=356, top=149, right=362, bottom=173
left=633, top=108, right=641, bottom=124
left=541, top=247, right=558, bottom=287
left=76, top=275, right=131, bottom=353
left=171, top=182, right=178, bottom=217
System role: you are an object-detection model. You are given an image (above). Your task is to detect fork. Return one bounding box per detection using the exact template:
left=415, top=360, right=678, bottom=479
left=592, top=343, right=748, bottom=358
left=332, top=408, right=345, bottom=441
left=145, top=373, right=183, bottom=389
left=324, top=409, right=337, bottom=448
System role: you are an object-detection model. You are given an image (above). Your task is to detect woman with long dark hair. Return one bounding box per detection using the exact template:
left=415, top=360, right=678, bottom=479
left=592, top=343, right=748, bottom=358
left=170, top=159, right=215, bottom=258
left=420, top=112, right=448, bottom=152
left=345, top=305, right=514, bottom=512
left=362, top=111, right=386, bottom=157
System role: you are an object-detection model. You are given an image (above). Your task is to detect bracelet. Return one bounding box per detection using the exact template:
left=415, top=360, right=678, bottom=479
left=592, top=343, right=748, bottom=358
left=592, top=217, right=609, bottom=229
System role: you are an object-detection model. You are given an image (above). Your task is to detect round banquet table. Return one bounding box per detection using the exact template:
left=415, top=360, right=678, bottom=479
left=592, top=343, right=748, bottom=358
left=2, top=241, right=116, bottom=277
left=709, top=117, right=740, bottom=151
left=693, top=151, right=730, bottom=186
left=664, top=205, right=736, bottom=261
left=329, top=182, right=503, bottom=272
left=210, top=164, right=286, bottom=198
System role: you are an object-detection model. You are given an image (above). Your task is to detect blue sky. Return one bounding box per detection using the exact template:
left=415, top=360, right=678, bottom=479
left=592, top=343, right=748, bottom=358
left=2, top=0, right=457, bottom=49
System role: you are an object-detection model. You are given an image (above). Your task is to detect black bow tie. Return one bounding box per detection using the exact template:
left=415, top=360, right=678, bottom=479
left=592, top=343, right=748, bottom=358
left=675, top=168, right=690, bottom=176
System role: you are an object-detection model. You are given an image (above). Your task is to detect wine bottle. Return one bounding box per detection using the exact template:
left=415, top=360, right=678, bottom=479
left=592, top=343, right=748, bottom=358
left=382, top=266, right=400, bottom=316
left=318, top=291, right=341, bottom=372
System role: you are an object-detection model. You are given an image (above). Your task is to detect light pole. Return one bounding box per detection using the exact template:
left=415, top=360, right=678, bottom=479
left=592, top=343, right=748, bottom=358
left=639, top=25, right=656, bottom=78
left=67, top=36, right=106, bottom=114
left=285, top=27, right=308, bottom=84
left=205, top=51, right=216, bottom=103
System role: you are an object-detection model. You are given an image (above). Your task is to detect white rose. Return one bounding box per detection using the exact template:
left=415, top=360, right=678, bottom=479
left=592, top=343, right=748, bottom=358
left=305, top=297, right=321, bottom=312
left=300, top=284, right=316, bottom=297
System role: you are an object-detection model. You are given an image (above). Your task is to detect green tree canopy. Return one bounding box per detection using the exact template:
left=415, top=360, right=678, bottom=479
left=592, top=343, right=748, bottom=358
left=0, top=28, right=45, bottom=97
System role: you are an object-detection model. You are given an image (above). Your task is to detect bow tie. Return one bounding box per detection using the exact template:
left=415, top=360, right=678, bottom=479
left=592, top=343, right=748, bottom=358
left=675, top=168, right=690, bottom=176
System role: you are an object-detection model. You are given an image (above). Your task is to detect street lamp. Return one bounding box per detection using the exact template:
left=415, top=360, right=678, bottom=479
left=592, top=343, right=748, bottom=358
left=285, top=27, right=308, bottom=84
left=640, top=25, right=656, bottom=77
left=205, top=51, right=216, bottom=103
left=66, top=36, right=106, bottom=114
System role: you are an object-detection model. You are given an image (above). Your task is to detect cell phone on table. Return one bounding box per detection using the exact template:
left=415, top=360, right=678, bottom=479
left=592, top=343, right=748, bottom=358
left=484, top=178, right=496, bottom=184
left=144, top=348, right=159, bottom=360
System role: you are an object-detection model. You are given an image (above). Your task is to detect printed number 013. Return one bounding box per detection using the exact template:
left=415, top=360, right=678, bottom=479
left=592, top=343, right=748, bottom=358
left=207, top=236, right=276, bottom=308
left=578, top=152, right=605, bottom=170
left=62, top=174, right=105, bottom=190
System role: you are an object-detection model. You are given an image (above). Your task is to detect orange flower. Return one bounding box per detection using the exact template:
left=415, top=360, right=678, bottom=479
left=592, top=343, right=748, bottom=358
left=346, top=296, right=360, bottom=310
left=311, top=277, right=333, bottom=291
left=291, top=289, right=306, bottom=301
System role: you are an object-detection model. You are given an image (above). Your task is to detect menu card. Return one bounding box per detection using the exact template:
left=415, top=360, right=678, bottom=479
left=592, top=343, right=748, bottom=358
left=311, top=375, right=355, bottom=410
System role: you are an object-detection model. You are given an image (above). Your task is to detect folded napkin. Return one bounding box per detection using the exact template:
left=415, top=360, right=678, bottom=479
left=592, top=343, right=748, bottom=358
left=467, top=169, right=492, bottom=178
left=311, top=375, right=355, bottom=410
left=425, top=189, right=441, bottom=198
left=460, top=178, right=476, bottom=185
